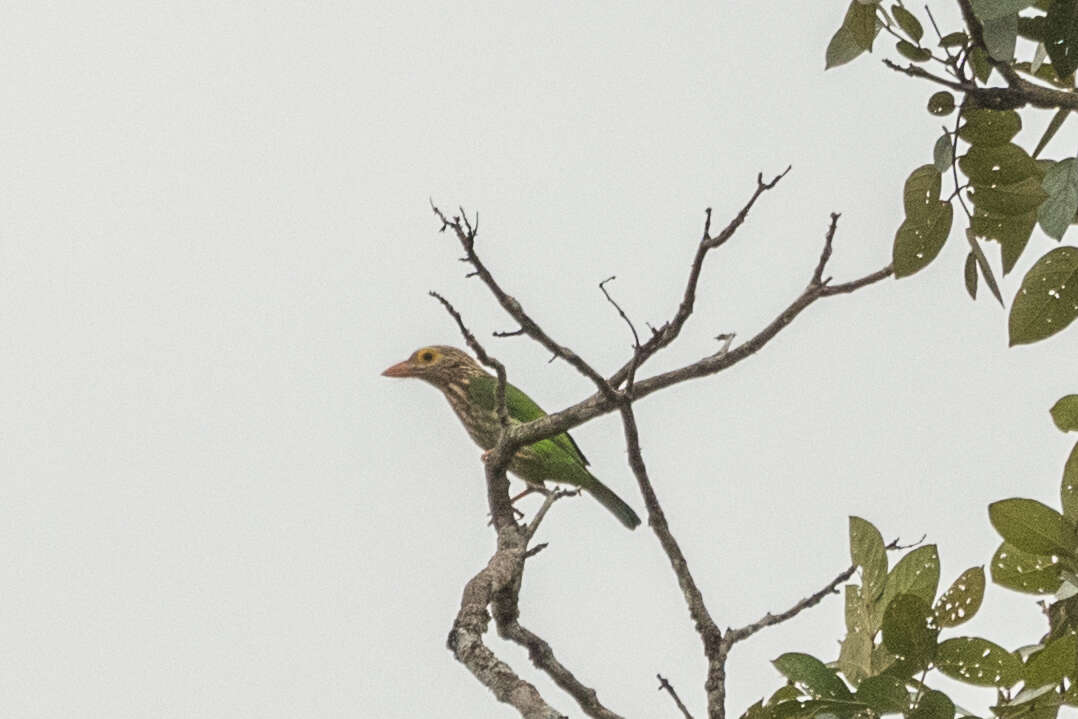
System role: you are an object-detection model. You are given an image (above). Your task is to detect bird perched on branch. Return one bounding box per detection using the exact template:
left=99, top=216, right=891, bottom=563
left=382, top=345, right=641, bottom=530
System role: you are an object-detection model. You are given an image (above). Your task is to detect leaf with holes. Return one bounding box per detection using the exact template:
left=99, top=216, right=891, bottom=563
left=991, top=541, right=1063, bottom=594
left=903, top=165, right=944, bottom=216
left=850, top=516, right=888, bottom=600
left=772, top=653, right=852, bottom=699
left=882, top=593, right=939, bottom=672
left=935, top=636, right=1023, bottom=687
left=934, top=566, right=985, bottom=627
left=970, top=208, right=1036, bottom=274
left=959, top=144, right=1041, bottom=186
left=894, top=203, right=953, bottom=277
left=1009, top=246, right=1078, bottom=345
left=990, top=498, right=1077, bottom=556
left=960, top=109, right=1022, bottom=146
left=855, top=674, right=909, bottom=714
left=1051, top=395, right=1078, bottom=432
left=909, top=689, right=955, bottom=719
left=1045, top=0, right=1078, bottom=78
left=884, top=544, right=940, bottom=605
left=970, top=176, right=1048, bottom=216
left=1063, top=443, right=1078, bottom=522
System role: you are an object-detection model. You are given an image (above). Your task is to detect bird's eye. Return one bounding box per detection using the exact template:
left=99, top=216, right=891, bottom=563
left=421, top=351, right=435, bottom=362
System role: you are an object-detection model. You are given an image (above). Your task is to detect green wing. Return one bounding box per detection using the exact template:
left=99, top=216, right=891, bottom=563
left=467, top=374, right=590, bottom=466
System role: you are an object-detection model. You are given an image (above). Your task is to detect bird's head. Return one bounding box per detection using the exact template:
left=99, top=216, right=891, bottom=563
left=381, top=345, right=486, bottom=389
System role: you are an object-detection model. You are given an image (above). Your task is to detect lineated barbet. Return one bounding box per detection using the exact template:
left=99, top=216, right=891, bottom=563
left=382, top=345, right=641, bottom=529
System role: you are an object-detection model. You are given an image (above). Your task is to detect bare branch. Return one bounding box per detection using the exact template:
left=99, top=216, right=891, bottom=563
left=657, top=674, right=696, bottom=719
left=525, top=489, right=579, bottom=542
left=496, top=617, right=625, bottom=719
left=724, top=563, right=858, bottom=645
left=811, top=213, right=840, bottom=287
left=618, top=403, right=725, bottom=715
left=599, top=276, right=642, bottom=390
left=431, top=202, right=619, bottom=402
left=599, top=276, right=641, bottom=350
left=491, top=262, right=894, bottom=469
left=447, top=529, right=567, bottom=719
left=608, top=167, right=792, bottom=389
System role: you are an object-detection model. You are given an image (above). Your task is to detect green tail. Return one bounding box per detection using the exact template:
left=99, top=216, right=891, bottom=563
left=584, top=476, right=642, bottom=530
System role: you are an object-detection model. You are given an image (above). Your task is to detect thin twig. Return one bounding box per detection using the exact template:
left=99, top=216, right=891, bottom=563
left=607, top=168, right=791, bottom=389
left=724, top=563, right=858, bottom=645
left=431, top=202, right=619, bottom=402
left=811, top=213, right=841, bottom=287
left=599, top=276, right=642, bottom=391
left=618, top=402, right=725, bottom=715
left=525, top=489, right=580, bottom=541
left=657, top=674, right=696, bottom=719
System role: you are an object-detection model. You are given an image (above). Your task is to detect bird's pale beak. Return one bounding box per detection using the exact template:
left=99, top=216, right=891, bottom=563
left=381, top=360, right=413, bottom=378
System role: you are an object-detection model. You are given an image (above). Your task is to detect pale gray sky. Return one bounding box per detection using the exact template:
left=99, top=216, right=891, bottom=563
left=3, top=3, right=1076, bottom=718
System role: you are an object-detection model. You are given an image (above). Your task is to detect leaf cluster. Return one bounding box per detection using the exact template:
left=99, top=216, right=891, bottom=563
left=828, top=1, right=1078, bottom=345
left=745, top=395, right=1078, bottom=719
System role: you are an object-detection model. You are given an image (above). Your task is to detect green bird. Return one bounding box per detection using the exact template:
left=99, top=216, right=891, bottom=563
left=382, top=345, right=641, bottom=530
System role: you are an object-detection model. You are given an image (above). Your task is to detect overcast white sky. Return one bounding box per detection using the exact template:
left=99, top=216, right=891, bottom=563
left=3, top=3, right=1077, bottom=718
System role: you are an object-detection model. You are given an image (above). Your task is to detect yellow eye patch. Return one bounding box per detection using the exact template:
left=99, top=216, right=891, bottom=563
left=415, top=347, right=441, bottom=364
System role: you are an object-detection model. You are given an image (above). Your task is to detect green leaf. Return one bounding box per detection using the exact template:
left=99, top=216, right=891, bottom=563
left=969, top=208, right=1036, bottom=274
left=1019, top=15, right=1048, bottom=41
left=855, top=674, right=910, bottom=714
left=1025, top=633, right=1078, bottom=687
left=1052, top=396, right=1078, bottom=432
left=850, top=516, right=888, bottom=600
left=772, top=653, right=853, bottom=699
left=838, top=596, right=873, bottom=685
left=882, top=593, right=939, bottom=667
left=989, top=498, right=1077, bottom=556
left=965, top=230, right=1005, bottom=305
left=1039, top=158, right=1078, bottom=240
left=965, top=251, right=979, bottom=299
left=910, top=690, right=955, bottom=719
left=991, top=541, right=1063, bottom=594
left=959, top=144, right=1041, bottom=186
left=960, top=109, right=1022, bottom=146
left=892, top=5, right=924, bottom=41
left=904, top=165, right=944, bottom=216
left=846, top=0, right=880, bottom=50
left=1009, top=246, right=1078, bottom=345
left=935, top=636, right=1023, bottom=687
left=1062, top=442, right=1078, bottom=522
left=934, top=133, right=954, bottom=173
left=982, top=12, right=1019, bottom=60
left=970, top=46, right=993, bottom=82
left=969, top=176, right=1048, bottom=216
left=1033, top=109, right=1071, bottom=159
left=881, top=545, right=941, bottom=610
left=970, top=0, right=1036, bottom=21
left=893, top=202, right=953, bottom=276
left=940, top=31, right=969, bottom=47
left=1045, top=0, right=1078, bottom=78
left=928, top=91, right=956, bottom=116
left=827, top=27, right=868, bottom=68
left=935, top=567, right=986, bottom=627
left=898, top=40, right=932, bottom=61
